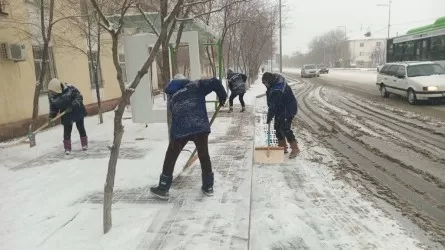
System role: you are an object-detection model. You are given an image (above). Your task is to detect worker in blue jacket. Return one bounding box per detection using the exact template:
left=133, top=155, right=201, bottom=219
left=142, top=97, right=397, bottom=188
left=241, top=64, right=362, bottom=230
left=227, top=69, right=247, bottom=113
left=150, top=74, right=227, bottom=200
left=262, top=72, right=300, bottom=158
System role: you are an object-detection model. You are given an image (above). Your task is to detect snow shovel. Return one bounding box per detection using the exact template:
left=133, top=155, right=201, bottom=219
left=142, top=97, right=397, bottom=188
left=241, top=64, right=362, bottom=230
left=254, top=123, right=284, bottom=164
left=182, top=105, right=222, bottom=170
left=25, top=111, right=67, bottom=148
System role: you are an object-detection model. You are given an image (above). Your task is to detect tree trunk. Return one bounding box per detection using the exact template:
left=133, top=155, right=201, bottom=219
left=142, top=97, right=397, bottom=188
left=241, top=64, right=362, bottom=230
left=103, top=97, right=126, bottom=233
left=30, top=0, right=55, bottom=131
left=96, top=16, right=103, bottom=124
left=206, top=45, right=216, bottom=76
left=95, top=0, right=184, bottom=235
left=31, top=42, right=50, bottom=131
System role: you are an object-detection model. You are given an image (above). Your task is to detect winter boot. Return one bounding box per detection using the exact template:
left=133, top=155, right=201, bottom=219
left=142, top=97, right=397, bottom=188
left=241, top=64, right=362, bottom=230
left=201, top=172, right=214, bottom=196
left=228, top=106, right=233, bottom=113
left=241, top=107, right=246, bottom=113
left=63, top=140, right=72, bottom=155
left=150, top=174, right=173, bottom=200
left=80, top=136, right=88, bottom=151
left=289, top=140, right=300, bottom=159
left=278, top=140, right=288, bottom=154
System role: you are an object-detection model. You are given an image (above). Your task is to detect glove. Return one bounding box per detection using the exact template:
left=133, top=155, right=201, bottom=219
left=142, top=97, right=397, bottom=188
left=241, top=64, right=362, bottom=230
left=219, top=98, right=226, bottom=107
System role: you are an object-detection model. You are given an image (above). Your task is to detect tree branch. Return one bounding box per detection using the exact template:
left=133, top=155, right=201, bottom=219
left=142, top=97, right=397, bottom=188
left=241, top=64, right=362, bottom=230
left=135, top=4, right=159, bottom=36
left=177, top=0, right=249, bottom=21
left=50, top=15, right=88, bottom=27
left=89, top=0, right=112, bottom=32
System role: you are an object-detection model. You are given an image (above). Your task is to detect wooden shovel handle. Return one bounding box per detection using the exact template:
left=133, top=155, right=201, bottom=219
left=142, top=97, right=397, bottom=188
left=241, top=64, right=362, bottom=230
left=267, top=123, right=271, bottom=157
left=32, top=111, right=67, bottom=135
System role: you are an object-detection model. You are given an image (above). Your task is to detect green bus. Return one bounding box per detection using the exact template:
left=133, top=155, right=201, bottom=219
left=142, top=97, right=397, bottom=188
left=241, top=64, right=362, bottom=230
left=386, top=16, right=445, bottom=67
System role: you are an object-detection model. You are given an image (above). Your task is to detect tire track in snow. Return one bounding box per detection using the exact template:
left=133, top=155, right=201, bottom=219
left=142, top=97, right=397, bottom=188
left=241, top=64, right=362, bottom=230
left=286, top=76, right=445, bottom=245
left=318, top=89, right=445, bottom=187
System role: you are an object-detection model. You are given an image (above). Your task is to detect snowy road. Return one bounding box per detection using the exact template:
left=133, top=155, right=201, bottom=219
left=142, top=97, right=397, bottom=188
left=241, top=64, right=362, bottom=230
left=278, top=77, right=445, bottom=246
left=284, top=68, right=445, bottom=120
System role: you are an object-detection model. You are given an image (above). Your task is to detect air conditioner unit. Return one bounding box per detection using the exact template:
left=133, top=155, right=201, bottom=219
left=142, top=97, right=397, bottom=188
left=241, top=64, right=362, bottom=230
left=1, top=43, right=27, bottom=61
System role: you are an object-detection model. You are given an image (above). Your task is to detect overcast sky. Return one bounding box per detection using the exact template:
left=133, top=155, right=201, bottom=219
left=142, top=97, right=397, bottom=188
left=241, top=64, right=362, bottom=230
left=280, top=0, right=445, bottom=55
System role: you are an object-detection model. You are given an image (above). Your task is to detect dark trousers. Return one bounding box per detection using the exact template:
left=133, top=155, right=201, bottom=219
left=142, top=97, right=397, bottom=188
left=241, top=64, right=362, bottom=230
left=229, top=92, right=245, bottom=107
left=274, top=116, right=296, bottom=142
left=63, top=118, right=87, bottom=141
left=162, top=133, right=212, bottom=177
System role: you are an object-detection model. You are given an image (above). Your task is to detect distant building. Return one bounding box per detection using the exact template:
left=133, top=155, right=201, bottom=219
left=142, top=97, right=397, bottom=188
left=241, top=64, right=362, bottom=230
left=344, top=36, right=387, bottom=68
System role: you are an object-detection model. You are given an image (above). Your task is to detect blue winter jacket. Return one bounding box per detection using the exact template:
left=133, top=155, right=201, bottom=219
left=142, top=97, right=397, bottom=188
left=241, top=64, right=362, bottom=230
left=266, top=75, right=298, bottom=123
left=49, top=85, right=87, bottom=126
left=227, top=70, right=247, bottom=95
left=165, top=77, right=227, bottom=140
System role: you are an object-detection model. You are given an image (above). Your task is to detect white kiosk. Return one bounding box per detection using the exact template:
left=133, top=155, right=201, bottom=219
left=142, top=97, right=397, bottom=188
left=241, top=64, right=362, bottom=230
left=123, top=31, right=202, bottom=124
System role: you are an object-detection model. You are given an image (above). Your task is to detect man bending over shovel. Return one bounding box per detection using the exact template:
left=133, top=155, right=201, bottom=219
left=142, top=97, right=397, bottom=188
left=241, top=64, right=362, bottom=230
left=262, top=72, right=300, bottom=159
left=150, top=74, right=227, bottom=200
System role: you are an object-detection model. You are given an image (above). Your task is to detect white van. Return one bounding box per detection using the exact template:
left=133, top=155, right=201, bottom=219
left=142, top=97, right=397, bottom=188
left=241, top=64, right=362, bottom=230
left=301, top=64, right=319, bottom=78
left=376, top=61, right=445, bottom=105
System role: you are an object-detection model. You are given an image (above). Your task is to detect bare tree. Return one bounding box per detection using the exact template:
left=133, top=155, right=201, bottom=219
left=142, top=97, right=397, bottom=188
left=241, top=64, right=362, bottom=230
left=220, top=0, right=276, bottom=83
left=90, top=0, right=247, bottom=234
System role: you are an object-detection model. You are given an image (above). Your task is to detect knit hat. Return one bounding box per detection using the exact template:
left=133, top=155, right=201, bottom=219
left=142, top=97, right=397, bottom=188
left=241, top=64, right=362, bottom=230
left=48, top=78, right=64, bottom=94
left=262, top=72, right=274, bottom=86
left=173, top=74, right=186, bottom=80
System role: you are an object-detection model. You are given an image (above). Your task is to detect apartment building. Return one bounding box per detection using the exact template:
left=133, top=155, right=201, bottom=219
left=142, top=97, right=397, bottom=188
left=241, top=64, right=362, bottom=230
left=0, top=0, right=123, bottom=141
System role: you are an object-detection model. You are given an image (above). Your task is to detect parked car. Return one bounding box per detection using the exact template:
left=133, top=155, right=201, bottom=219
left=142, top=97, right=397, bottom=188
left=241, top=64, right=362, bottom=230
left=301, top=64, right=319, bottom=78
left=319, top=64, right=329, bottom=74
left=376, top=61, right=445, bottom=105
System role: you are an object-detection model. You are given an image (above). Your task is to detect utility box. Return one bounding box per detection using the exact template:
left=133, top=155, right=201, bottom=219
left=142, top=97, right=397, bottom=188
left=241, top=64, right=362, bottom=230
left=123, top=31, right=202, bottom=124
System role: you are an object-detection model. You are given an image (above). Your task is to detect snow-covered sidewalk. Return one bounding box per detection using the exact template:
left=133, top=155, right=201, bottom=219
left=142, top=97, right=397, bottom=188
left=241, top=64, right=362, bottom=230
left=250, top=93, right=426, bottom=249
left=0, top=77, right=432, bottom=249
left=0, top=79, right=265, bottom=250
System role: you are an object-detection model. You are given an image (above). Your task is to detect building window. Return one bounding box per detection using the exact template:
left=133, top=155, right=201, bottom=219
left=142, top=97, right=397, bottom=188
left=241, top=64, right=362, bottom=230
left=376, top=41, right=382, bottom=46
left=360, top=42, right=364, bottom=47
left=359, top=52, right=364, bottom=56
left=88, top=51, right=103, bottom=88
left=32, top=46, right=58, bottom=92
left=118, top=53, right=127, bottom=83
left=0, top=0, right=8, bottom=16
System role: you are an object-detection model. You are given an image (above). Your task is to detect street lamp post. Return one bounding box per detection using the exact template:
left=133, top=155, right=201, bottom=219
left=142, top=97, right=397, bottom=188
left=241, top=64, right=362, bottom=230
left=377, top=0, right=392, bottom=38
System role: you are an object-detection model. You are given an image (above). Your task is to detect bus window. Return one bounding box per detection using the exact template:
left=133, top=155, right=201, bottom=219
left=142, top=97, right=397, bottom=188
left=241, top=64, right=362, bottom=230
left=405, top=41, right=415, bottom=61
left=414, top=40, right=421, bottom=61
left=395, top=43, right=404, bottom=61
left=430, top=35, right=445, bottom=60
left=421, top=39, right=430, bottom=60
left=387, top=39, right=394, bottom=62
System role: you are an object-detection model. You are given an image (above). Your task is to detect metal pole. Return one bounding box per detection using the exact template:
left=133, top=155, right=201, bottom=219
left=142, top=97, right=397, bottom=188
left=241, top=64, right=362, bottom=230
left=218, top=40, right=223, bottom=81
left=387, top=0, right=391, bottom=38
left=279, top=0, right=282, bottom=73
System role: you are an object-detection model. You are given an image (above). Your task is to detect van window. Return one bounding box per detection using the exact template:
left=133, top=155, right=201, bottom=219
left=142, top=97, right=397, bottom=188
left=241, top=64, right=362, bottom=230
left=386, top=65, right=399, bottom=76
left=396, top=66, right=406, bottom=77
left=380, top=65, right=390, bottom=74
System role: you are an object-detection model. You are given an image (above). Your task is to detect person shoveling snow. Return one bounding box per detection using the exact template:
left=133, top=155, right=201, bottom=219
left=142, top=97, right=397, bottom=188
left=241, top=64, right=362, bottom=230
left=47, top=78, right=88, bottom=155
left=150, top=74, right=227, bottom=200
left=262, top=72, right=300, bottom=158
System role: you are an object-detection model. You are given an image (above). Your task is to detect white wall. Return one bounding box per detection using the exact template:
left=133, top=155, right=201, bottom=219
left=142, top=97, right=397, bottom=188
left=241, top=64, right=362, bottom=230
left=348, top=39, right=386, bottom=65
